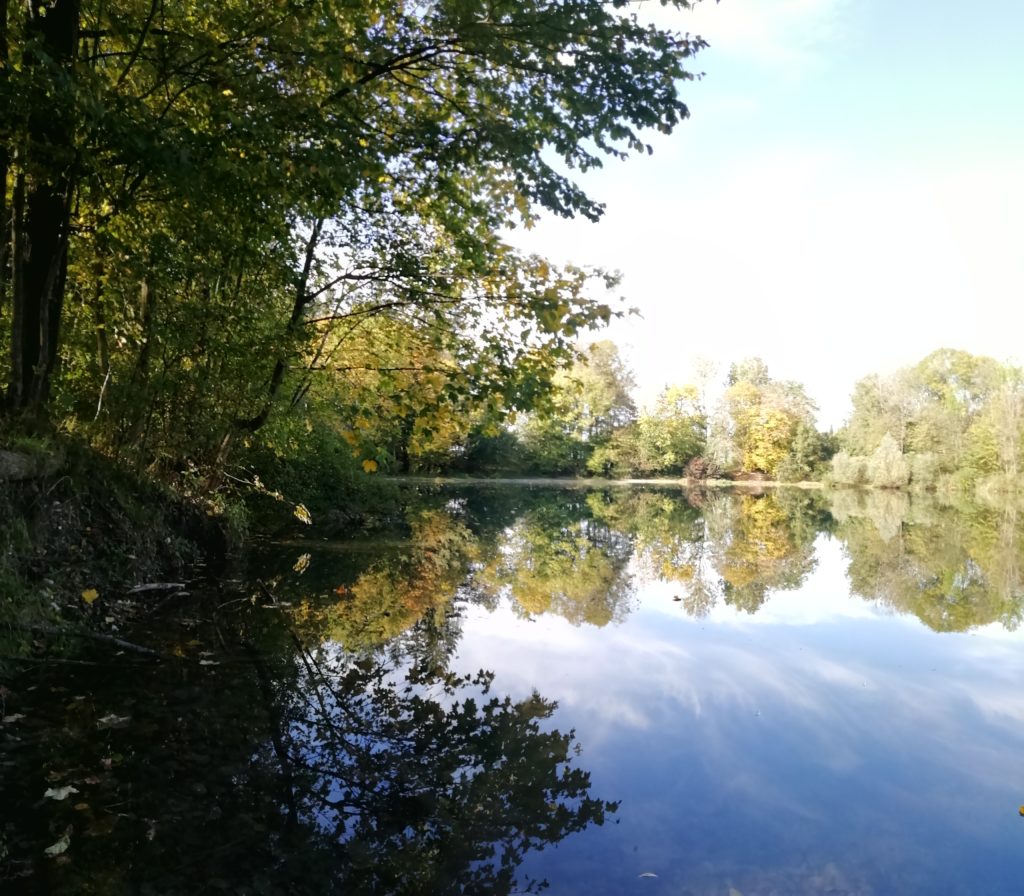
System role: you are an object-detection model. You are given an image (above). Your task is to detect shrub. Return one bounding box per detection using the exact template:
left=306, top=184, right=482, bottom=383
left=684, top=456, right=720, bottom=481
left=907, top=452, right=939, bottom=491
left=867, top=434, right=910, bottom=488
left=831, top=451, right=867, bottom=486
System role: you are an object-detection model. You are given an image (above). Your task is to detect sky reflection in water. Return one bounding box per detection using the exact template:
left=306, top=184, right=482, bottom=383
left=6, top=485, right=1024, bottom=895
left=453, top=533, right=1024, bottom=895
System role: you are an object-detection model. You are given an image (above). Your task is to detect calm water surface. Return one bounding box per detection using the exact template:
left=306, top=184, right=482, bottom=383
left=2, top=484, right=1024, bottom=894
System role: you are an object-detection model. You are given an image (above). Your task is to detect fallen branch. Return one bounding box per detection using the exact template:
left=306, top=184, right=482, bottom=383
left=26, top=625, right=164, bottom=660
left=127, top=582, right=186, bottom=595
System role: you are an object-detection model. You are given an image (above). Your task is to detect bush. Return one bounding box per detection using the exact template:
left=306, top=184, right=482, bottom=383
left=907, top=452, right=939, bottom=491
left=867, top=433, right=910, bottom=488
left=684, top=456, right=720, bottom=481
left=831, top=451, right=867, bottom=486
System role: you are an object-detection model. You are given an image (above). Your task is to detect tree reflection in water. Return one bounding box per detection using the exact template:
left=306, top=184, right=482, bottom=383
left=832, top=489, right=1024, bottom=631
left=260, top=635, right=617, bottom=896
left=0, top=601, right=615, bottom=895
left=9, top=483, right=1024, bottom=893
left=270, top=484, right=1024, bottom=636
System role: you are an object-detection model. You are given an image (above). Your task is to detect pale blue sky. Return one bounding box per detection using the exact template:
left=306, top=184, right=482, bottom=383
left=512, top=0, right=1024, bottom=428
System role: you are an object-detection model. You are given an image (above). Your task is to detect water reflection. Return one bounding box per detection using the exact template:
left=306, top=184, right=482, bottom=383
left=833, top=489, right=1024, bottom=631
left=476, top=500, right=634, bottom=627
left=7, top=483, right=1024, bottom=894
left=262, top=484, right=1024, bottom=636
left=0, top=596, right=615, bottom=893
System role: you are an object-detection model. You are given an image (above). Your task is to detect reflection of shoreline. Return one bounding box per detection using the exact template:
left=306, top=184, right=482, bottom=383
left=273, top=483, right=1024, bottom=653
left=385, top=474, right=825, bottom=490
left=829, top=489, right=1024, bottom=633
left=457, top=566, right=1024, bottom=896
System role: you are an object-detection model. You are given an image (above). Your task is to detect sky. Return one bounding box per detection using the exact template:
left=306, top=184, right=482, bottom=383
left=510, top=0, right=1024, bottom=430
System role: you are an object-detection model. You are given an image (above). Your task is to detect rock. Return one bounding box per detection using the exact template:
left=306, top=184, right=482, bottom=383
left=0, top=449, right=63, bottom=481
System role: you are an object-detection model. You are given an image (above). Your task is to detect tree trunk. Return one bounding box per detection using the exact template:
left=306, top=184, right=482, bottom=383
left=234, top=218, right=324, bottom=434
left=0, top=0, right=8, bottom=316
left=5, top=0, right=80, bottom=416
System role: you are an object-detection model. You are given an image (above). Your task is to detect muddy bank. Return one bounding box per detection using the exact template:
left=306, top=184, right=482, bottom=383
left=0, top=446, right=228, bottom=667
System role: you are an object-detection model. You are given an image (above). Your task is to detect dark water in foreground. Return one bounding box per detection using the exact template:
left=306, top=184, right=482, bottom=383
left=3, top=484, right=1024, bottom=894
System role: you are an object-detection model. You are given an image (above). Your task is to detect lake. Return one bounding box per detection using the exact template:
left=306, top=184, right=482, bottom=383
left=3, top=483, right=1024, bottom=894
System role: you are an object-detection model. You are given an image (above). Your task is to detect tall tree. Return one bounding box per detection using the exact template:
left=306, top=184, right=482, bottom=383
left=709, top=358, right=818, bottom=477
left=2, top=0, right=711, bottom=456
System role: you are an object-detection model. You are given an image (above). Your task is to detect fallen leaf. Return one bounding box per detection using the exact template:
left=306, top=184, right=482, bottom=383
left=44, top=785, right=80, bottom=801
left=81, top=588, right=99, bottom=604
left=96, top=713, right=131, bottom=729
left=44, top=827, right=72, bottom=857
left=293, top=503, right=312, bottom=525
left=292, top=553, right=311, bottom=575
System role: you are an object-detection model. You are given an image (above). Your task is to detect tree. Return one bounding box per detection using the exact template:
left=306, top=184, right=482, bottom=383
left=520, top=340, right=637, bottom=475
left=1, top=0, right=710, bottom=485
left=838, top=350, right=1011, bottom=487
left=866, top=432, right=910, bottom=488
left=573, top=340, right=638, bottom=444
left=965, top=373, right=1024, bottom=479
left=842, top=371, right=920, bottom=455
left=709, top=358, right=819, bottom=477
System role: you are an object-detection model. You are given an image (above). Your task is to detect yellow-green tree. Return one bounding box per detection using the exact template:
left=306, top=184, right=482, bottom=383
left=708, top=358, right=820, bottom=478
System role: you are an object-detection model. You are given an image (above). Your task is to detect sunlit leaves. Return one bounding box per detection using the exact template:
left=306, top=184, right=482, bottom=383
left=4, top=0, right=709, bottom=473
left=710, top=358, right=819, bottom=478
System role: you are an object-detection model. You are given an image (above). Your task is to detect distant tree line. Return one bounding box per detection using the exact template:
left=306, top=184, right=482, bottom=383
left=415, top=345, right=1024, bottom=496
left=830, top=348, right=1024, bottom=494
left=433, top=342, right=836, bottom=482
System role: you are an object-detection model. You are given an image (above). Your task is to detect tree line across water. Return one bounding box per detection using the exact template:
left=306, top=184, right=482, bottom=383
left=435, top=342, right=1024, bottom=498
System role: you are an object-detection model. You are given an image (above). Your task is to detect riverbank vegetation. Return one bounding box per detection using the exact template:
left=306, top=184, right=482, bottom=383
left=430, top=345, right=1024, bottom=504
left=0, top=0, right=709, bottom=505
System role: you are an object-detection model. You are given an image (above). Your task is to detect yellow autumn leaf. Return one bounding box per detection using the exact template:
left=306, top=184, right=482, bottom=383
left=81, top=588, right=99, bottom=604
left=362, top=459, right=378, bottom=474
left=293, top=503, right=312, bottom=525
